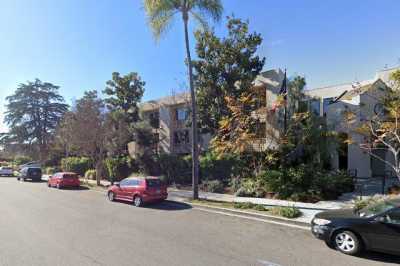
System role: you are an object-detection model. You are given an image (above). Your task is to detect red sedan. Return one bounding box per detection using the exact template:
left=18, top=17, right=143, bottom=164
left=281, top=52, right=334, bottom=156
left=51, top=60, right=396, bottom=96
left=107, top=177, right=168, bottom=207
left=48, top=172, right=80, bottom=189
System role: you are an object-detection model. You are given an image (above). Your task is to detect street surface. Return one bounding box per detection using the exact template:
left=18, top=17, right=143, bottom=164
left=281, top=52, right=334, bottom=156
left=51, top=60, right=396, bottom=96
left=0, top=178, right=399, bottom=266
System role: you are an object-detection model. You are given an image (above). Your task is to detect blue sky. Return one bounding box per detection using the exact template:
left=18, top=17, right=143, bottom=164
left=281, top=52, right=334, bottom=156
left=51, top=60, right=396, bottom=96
left=0, top=0, right=399, bottom=132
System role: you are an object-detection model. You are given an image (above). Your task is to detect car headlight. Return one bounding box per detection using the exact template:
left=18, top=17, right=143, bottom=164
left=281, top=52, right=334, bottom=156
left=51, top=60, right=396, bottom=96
left=313, top=218, right=331, bottom=226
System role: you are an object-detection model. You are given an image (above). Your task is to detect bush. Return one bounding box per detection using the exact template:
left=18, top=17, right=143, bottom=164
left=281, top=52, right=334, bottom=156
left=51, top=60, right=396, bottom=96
left=202, top=180, right=224, bottom=193
left=157, top=154, right=191, bottom=185
left=84, top=169, right=97, bottom=180
left=258, top=166, right=355, bottom=201
left=271, top=206, right=302, bottom=218
left=353, top=195, right=386, bottom=211
left=45, top=167, right=59, bottom=175
left=61, top=157, right=92, bottom=176
left=200, top=152, right=241, bottom=181
left=234, top=202, right=256, bottom=209
left=104, top=156, right=132, bottom=182
left=234, top=178, right=266, bottom=198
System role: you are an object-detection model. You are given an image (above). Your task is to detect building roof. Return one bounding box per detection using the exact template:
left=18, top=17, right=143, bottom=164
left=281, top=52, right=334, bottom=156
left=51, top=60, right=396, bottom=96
left=140, top=92, right=190, bottom=112
left=305, top=79, right=376, bottom=99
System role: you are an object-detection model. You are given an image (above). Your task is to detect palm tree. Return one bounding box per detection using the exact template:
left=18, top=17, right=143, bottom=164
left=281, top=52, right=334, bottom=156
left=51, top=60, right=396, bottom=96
left=143, top=0, right=223, bottom=199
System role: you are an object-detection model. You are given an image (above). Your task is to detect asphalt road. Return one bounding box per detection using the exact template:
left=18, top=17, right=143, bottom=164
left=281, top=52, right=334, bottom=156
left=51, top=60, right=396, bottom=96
left=0, top=178, right=399, bottom=266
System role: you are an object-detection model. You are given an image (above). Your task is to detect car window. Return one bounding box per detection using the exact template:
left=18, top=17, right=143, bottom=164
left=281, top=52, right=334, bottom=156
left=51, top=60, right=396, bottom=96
left=146, top=179, right=161, bottom=188
left=385, top=208, right=400, bottom=225
left=63, top=174, right=78, bottom=179
left=120, top=179, right=129, bottom=186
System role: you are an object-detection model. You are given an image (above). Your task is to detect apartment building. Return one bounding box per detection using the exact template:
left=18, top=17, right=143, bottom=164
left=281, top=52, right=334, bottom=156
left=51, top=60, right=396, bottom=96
left=304, top=67, right=398, bottom=178
left=130, top=66, right=399, bottom=179
left=128, top=92, right=212, bottom=157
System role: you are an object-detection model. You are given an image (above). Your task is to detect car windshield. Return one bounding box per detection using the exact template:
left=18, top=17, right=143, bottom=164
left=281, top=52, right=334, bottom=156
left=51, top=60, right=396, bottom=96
left=359, top=200, right=396, bottom=218
left=146, top=179, right=161, bottom=188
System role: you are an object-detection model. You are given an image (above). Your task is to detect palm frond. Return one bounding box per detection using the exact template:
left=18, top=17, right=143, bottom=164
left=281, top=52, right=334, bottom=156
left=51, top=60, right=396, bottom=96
left=143, top=0, right=180, bottom=40
left=192, top=0, right=223, bottom=22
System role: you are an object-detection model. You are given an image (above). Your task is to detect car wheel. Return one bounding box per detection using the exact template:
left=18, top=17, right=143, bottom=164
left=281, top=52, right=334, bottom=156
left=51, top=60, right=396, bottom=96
left=133, top=196, right=143, bottom=207
left=17, top=177, right=20, bottom=181
left=333, top=230, right=362, bottom=255
left=108, top=191, right=115, bottom=202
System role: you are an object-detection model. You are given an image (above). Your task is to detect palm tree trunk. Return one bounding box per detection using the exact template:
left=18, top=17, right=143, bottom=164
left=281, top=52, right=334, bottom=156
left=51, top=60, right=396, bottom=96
left=183, top=12, right=199, bottom=200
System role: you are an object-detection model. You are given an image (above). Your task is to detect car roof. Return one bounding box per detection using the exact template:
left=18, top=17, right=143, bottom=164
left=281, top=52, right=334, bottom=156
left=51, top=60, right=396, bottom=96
left=125, top=176, right=159, bottom=180
left=55, top=172, right=78, bottom=175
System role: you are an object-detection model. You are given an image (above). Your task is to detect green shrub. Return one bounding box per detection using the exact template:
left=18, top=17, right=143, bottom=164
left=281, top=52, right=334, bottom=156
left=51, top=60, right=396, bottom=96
left=45, top=167, right=58, bottom=175
left=84, top=169, right=97, bottom=180
left=104, top=156, right=132, bottom=182
left=200, top=152, right=241, bottom=181
left=234, top=202, right=256, bottom=209
left=234, top=179, right=266, bottom=198
left=157, top=154, right=191, bottom=184
left=353, top=195, right=386, bottom=211
left=271, top=206, right=302, bottom=218
left=253, top=204, right=268, bottom=211
left=202, top=180, right=224, bottom=193
left=61, top=157, right=92, bottom=176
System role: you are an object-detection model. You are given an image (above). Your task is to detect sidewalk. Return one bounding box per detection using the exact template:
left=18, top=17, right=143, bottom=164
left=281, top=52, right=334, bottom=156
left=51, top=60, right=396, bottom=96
left=168, top=188, right=355, bottom=224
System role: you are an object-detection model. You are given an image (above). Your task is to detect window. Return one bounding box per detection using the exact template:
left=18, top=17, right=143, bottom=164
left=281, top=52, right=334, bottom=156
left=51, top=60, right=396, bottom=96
left=146, top=179, right=161, bottom=188
left=310, top=99, right=321, bottom=116
left=148, top=111, right=160, bottom=128
left=127, top=179, right=139, bottom=186
left=385, top=208, right=400, bottom=225
left=174, top=130, right=190, bottom=145
left=176, top=108, right=188, bottom=121
left=120, top=179, right=130, bottom=186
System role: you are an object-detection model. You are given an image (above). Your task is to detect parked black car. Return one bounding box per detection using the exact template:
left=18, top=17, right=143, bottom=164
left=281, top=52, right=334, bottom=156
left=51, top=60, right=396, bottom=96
left=17, top=167, right=42, bottom=182
left=311, top=197, right=400, bottom=256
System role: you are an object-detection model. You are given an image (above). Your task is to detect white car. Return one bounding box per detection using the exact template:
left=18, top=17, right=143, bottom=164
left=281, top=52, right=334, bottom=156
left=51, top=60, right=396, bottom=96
left=0, top=167, right=14, bottom=177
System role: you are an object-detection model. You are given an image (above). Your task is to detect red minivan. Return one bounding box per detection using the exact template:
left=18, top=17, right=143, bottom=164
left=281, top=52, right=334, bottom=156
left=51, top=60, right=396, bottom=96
left=107, top=177, right=167, bottom=207
left=48, top=172, right=80, bottom=189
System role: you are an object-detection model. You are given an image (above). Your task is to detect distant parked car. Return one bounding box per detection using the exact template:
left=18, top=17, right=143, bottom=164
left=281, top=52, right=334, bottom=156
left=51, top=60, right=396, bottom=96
left=107, top=176, right=168, bottom=207
left=19, top=161, right=41, bottom=170
left=17, top=167, right=42, bottom=182
left=311, top=197, right=400, bottom=256
left=0, top=167, right=14, bottom=177
left=48, top=172, right=80, bottom=189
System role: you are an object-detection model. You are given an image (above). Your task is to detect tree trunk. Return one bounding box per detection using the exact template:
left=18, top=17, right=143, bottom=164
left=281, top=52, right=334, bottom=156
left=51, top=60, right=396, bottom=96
left=183, top=12, right=199, bottom=200
left=95, top=160, right=102, bottom=186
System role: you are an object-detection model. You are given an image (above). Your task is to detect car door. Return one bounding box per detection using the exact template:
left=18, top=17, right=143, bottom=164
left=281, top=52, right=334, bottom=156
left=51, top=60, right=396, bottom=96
left=124, top=179, right=139, bottom=200
left=116, top=179, right=130, bottom=200
left=368, top=208, right=400, bottom=253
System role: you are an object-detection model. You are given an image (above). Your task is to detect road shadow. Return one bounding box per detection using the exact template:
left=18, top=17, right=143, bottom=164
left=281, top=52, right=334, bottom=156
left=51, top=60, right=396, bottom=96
left=144, top=200, right=192, bottom=211
left=55, top=186, right=90, bottom=191
left=357, top=251, right=400, bottom=264
left=113, top=199, right=192, bottom=211
left=19, top=179, right=47, bottom=183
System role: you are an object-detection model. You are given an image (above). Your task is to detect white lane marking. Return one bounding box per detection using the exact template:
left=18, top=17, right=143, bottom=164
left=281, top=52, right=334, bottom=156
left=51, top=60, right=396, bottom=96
left=257, top=259, right=282, bottom=266
left=194, top=207, right=309, bottom=230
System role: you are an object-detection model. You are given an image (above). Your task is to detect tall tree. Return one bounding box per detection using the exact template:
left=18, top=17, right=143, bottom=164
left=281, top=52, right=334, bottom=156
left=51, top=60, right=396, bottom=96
left=4, top=79, right=68, bottom=160
left=193, top=17, right=265, bottom=133
left=103, top=72, right=145, bottom=124
left=143, top=0, right=223, bottom=199
left=61, top=90, right=106, bottom=185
